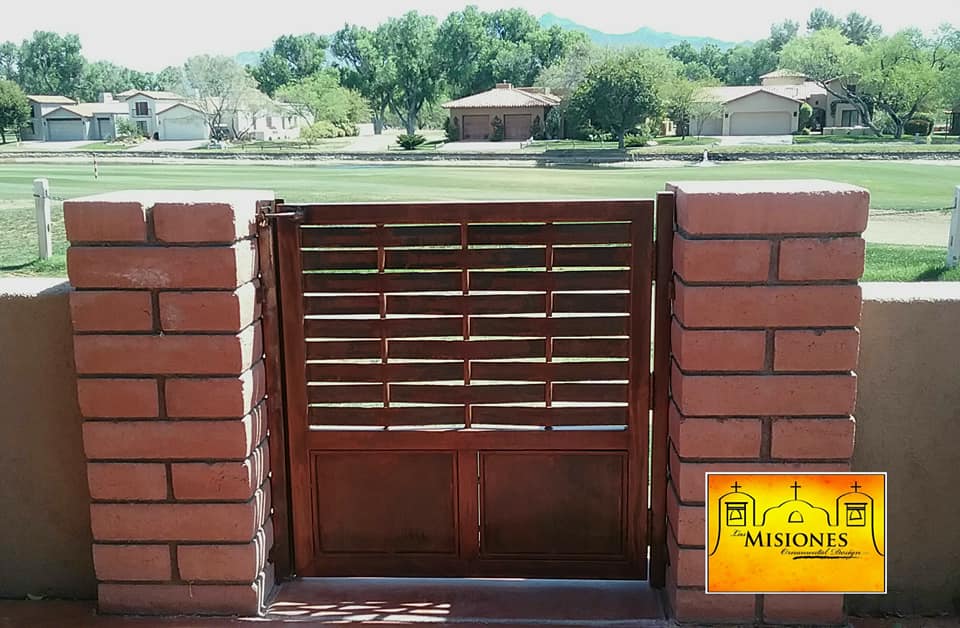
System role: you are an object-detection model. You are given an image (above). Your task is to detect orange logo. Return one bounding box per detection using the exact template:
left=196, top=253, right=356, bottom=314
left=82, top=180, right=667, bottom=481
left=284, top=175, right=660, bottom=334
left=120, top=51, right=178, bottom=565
left=706, top=473, right=886, bottom=594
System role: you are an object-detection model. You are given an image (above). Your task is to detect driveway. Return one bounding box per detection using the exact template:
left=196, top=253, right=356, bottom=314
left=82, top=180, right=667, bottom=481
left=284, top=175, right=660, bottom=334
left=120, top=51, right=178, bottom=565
left=717, top=135, right=793, bottom=146
left=439, top=140, right=527, bottom=152
left=11, top=140, right=94, bottom=151
left=128, top=139, right=208, bottom=152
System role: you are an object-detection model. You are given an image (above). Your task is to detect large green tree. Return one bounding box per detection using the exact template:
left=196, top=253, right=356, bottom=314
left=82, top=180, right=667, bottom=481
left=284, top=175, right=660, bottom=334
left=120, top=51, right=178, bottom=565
left=568, top=49, right=675, bottom=148
left=379, top=12, right=443, bottom=135
left=250, top=34, right=328, bottom=96
left=77, top=61, right=154, bottom=102
left=0, top=79, right=30, bottom=143
left=770, top=20, right=800, bottom=52
left=724, top=40, right=778, bottom=85
left=276, top=70, right=369, bottom=134
left=842, top=13, right=882, bottom=46
left=332, top=24, right=396, bottom=134
left=17, top=31, right=84, bottom=97
left=174, top=55, right=269, bottom=139
left=0, top=42, right=18, bottom=82
left=807, top=8, right=841, bottom=32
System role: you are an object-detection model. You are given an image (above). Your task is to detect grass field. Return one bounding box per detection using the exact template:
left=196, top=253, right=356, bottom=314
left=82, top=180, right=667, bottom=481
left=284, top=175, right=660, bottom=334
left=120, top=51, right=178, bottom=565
left=1, top=159, right=958, bottom=276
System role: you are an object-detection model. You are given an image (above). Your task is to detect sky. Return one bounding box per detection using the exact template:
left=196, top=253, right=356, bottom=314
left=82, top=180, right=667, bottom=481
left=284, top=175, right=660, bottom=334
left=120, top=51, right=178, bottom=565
left=2, top=0, right=958, bottom=72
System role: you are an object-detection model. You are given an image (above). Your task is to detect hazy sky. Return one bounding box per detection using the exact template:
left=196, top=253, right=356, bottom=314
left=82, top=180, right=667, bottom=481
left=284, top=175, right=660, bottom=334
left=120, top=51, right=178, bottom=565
left=3, top=0, right=958, bottom=71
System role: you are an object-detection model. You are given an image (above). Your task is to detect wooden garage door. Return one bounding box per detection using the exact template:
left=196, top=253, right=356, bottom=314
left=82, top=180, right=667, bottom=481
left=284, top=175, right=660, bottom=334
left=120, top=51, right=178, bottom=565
left=462, top=115, right=489, bottom=140
left=504, top=114, right=532, bottom=140
left=729, top=112, right=792, bottom=135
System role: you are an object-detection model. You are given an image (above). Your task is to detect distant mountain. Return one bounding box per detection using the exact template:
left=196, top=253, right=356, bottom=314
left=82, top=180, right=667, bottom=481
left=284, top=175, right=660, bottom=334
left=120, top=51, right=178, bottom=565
left=539, top=13, right=742, bottom=50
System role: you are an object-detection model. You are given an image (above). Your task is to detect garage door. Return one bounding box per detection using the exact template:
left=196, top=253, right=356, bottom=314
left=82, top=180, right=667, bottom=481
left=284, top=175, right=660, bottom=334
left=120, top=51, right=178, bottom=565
left=504, top=114, right=531, bottom=140
left=47, top=119, right=85, bottom=141
left=462, top=115, right=489, bottom=140
left=161, top=114, right=208, bottom=140
left=97, top=118, right=114, bottom=140
left=729, top=112, right=792, bottom=135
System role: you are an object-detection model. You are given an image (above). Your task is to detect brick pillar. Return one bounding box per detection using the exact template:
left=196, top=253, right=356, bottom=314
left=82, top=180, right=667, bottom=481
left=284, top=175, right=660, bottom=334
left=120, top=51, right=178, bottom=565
left=65, top=191, right=274, bottom=615
left=665, top=180, right=867, bottom=625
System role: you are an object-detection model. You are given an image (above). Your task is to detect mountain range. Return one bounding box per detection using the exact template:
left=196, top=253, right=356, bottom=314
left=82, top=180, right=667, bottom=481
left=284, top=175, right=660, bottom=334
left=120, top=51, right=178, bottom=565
left=233, top=14, right=741, bottom=66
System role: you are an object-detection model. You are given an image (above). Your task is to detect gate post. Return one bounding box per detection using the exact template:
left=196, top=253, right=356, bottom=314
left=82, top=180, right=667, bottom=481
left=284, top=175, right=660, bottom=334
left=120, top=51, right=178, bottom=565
left=65, top=190, right=276, bottom=615
left=665, top=181, right=867, bottom=625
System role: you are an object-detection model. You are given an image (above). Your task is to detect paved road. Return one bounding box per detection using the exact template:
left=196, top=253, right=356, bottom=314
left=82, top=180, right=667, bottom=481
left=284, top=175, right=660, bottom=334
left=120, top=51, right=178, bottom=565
left=717, top=135, right=793, bottom=146
left=864, top=210, right=952, bottom=246
left=129, top=140, right=207, bottom=152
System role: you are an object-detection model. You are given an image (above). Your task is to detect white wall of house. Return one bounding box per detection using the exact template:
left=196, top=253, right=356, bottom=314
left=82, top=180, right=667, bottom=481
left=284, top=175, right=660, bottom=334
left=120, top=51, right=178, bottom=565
left=723, top=92, right=800, bottom=135
left=22, top=102, right=69, bottom=140
left=157, top=105, right=209, bottom=141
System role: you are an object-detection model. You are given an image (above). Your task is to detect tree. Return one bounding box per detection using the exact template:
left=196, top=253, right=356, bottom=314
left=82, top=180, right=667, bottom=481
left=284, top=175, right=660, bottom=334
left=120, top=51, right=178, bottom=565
left=664, top=78, right=702, bottom=138
left=690, top=96, right=725, bottom=138
left=842, top=13, right=882, bottom=46
left=251, top=34, right=328, bottom=96
left=332, top=24, right=396, bottom=134
left=77, top=61, right=152, bottom=102
left=807, top=8, right=841, bottom=32
left=379, top=12, right=443, bottom=135
left=858, top=28, right=958, bottom=138
left=724, top=40, right=778, bottom=85
left=174, top=55, right=267, bottom=139
left=770, top=20, right=800, bottom=52
left=781, top=29, right=883, bottom=135
left=535, top=41, right=608, bottom=97
left=0, top=79, right=30, bottom=143
left=0, top=42, right=18, bottom=82
left=568, top=50, right=673, bottom=149
left=17, top=31, right=84, bottom=98
left=276, top=70, right=369, bottom=134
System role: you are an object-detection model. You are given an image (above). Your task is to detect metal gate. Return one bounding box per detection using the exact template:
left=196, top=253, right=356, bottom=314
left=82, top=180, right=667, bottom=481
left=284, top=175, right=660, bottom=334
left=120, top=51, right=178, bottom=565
left=268, top=198, right=673, bottom=580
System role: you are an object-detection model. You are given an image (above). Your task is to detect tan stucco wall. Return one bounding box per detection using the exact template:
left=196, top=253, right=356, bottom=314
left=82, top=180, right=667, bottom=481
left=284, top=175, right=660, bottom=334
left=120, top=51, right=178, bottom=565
left=0, top=278, right=95, bottom=600
left=848, top=283, right=960, bottom=615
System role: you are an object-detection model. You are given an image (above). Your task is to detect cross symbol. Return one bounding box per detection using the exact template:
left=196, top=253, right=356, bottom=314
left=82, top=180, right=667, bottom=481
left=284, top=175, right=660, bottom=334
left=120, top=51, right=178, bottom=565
left=850, top=481, right=862, bottom=492
left=790, top=481, right=802, bottom=500
left=730, top=481, right=742, bottom=492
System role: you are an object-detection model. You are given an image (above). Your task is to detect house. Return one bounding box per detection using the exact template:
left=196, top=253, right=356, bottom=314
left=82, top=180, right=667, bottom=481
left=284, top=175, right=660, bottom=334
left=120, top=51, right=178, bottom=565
left=42, top=100, right=129, bottom=141
left=690, top=70, right=864, bottom=136
left=442, top=83, right=561, bottom=141
left=118, top=90, right=194, bottom=139
left=21, top=95, right=76, bottom=140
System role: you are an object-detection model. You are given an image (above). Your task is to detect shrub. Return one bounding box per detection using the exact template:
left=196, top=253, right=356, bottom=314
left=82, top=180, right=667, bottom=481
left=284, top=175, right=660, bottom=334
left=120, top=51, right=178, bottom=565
left=490, top=116, right=505, bottom=141
left=800, top=127, right=811, bottom=135
left=116, top=118, right=144, bottom=139
left=444, top=116, right=460, bottom=142
left=546, top=108, right=563, bottom=139
left=624, top=134, right=651, bottom=148
left=396, top=134, right=426, bottom=150
left=904, top=115, right=933, bottom=136
left=300, top=121, right=341, bottom=144
left=798, top=103, right=813, bottom=130
left=530, top=115, right=545, bottom=140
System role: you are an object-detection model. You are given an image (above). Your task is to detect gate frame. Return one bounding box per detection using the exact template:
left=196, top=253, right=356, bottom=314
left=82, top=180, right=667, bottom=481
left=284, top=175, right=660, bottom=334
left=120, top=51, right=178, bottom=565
left=259, top=197, right=674, bottom=583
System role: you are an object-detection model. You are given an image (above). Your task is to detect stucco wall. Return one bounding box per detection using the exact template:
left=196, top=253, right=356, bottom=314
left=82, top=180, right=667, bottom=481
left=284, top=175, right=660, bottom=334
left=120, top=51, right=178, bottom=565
left=848, top=283, right=960, bottom=616
left=0, top=279, right=95, bottom=600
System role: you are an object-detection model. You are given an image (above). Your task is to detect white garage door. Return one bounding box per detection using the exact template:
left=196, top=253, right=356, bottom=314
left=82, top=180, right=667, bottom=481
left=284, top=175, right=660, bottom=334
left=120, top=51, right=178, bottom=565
left=730, top=112, right=792, bottom=135
left=47, top=119, right=85, bottom=141
left=161, top=116, right=208, bottom=141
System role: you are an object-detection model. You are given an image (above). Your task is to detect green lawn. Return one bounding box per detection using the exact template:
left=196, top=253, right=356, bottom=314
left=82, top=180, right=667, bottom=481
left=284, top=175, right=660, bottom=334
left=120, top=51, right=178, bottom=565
left=795, top=134, right=960, bottom=145
left=1, top=159, right=958, bottom=276
left=863, top=244, right=960, bottom=281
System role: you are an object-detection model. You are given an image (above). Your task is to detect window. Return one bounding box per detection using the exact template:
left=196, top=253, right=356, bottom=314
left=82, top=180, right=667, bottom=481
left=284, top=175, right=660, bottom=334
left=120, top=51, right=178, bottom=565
left=846, top=503, right=866, bottom=526
left=725, top=502, right=747, bottom=527
left=841, top=110, right=859, bottom=127
left=135, top=101, right=149, bottom=116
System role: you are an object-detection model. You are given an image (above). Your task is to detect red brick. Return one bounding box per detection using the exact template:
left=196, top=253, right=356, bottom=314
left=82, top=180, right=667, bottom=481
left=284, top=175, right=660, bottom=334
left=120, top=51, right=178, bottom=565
left=153, top=195, right=262, bottom=244
left=672, top=321, right=766, bottom=371
left=779, top=237, right=865, bottom=281
left=66, top=241, right=257, bottom=289
left=87, top=463, right=168, bottom=500
left=668, top=180, right=869, bottom=236
left=667, top=486, right=705, bottom=546
left=178, top=520, right=273, bottom=582
left=172, top=442, right=269, bottom=500
left=673, top=237, right=771, bottom=282
left=82, top=406, right=265, bottom=460
left=669, top=446, right=850, bottom=502
left=64, top=200, right=147, bottom=243
left=70, top=291, right=154, bottom=332
left=98, top=578, right=267, bottom=615
left=763, top=593, right=845, bottom=624
left=675, top=282, right=862, bottom=328
left=668, top=581, right=755, bottom=623
left=73, top=323, right=261, bottom=376
left=165, top=361, right=265, bottom=418
left=668, top=533, right=704, bottom=589
left=92, top=545, right=171, bottom=581
left=774, top=329, right=860, bottom=372
left=77, top=378, right=159, bottom=418
left=90, top=487, right=269, bottom=542
left=771, top=417, right=855, bottom=460
left=672, top=364, right=857, bottom=416
left=669, top=402, right=761, bottom=458
left=159, top=282, right=259, bottom=332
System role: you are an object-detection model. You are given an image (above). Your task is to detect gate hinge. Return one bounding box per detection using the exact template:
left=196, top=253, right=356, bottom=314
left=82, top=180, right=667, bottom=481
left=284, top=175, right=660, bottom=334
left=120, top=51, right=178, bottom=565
left=257, top=201, right=302, bottom=226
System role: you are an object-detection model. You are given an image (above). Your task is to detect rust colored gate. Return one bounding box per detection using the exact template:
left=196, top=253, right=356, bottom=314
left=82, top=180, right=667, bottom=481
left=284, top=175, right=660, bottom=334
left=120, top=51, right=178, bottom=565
left=271, top=198, right=673, bottom=580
